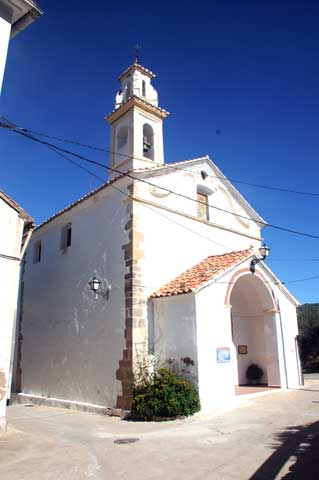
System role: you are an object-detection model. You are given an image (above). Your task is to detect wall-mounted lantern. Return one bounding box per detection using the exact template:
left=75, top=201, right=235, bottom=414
left=250, top=244, right=270, bottom=274
left=88, top=276, right=111, bottom=299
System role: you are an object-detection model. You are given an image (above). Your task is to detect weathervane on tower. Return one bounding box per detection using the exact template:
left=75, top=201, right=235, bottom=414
left=133, top=43, right=141, bottom=63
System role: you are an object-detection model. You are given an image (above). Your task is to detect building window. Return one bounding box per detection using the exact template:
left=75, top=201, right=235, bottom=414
left=197, top=192, right=209, bottom=221
left=61, top=223, right=72, bottom=250
left=33, top=241, right=42, bottom=263
left=142, top=80, right=146, bottom=97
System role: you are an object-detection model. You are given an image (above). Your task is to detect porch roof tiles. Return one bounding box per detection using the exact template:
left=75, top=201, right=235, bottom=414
left=150, top=248, right=253, bottom=298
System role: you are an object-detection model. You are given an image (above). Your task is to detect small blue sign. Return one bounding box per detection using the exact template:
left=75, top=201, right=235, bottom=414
left=216, top=347, right=231, bottom=363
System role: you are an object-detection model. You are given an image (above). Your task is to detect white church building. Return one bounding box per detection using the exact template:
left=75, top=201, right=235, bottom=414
left=15, top=61, right=303, bottom=413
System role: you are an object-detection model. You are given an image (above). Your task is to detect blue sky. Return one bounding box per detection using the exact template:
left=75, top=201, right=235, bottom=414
left=1, top=0, right=319, bottom=304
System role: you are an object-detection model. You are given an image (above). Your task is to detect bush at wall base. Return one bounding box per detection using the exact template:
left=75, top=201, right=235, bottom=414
left=131, top=367, right=200, bottom=420
left=246, top=363, right=264, bottom=385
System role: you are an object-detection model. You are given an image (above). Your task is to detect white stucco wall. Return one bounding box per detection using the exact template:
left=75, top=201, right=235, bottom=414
left=0, top=199, right=24, bottom=429
left=152, top=294, right=198, bottom=384
left=21, top=181, right=131, bottom=408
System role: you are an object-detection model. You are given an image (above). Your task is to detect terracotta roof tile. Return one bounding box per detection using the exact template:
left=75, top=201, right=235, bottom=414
left=150, top=248, right=253, bottom=298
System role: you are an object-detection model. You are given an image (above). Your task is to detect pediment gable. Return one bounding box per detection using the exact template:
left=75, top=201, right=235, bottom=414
left=135, top=156, right=266, bottom=231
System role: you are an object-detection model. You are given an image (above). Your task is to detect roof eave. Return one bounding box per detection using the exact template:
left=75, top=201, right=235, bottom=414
left=9, top=0, right=43, bottom=38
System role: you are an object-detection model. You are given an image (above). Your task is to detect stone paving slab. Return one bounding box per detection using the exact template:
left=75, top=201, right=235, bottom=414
left=0, top=375, right=319, bottom=479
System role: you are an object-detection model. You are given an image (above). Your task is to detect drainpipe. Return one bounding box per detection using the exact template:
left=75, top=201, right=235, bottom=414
left=277, top=299, right=289, bottom=389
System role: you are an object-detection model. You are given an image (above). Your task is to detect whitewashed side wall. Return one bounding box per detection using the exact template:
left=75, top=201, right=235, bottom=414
left=21, top=183, right=131, bottom=407
left=152, top=294, right=198, bottom=384
left=0, top=200, right=24, bottom=428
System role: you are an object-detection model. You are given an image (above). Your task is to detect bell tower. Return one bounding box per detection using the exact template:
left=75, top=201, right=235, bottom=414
left=106, top=60, right=169, bottom=177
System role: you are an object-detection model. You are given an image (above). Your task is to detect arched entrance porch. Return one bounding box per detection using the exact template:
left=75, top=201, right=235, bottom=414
left=229, top=273, right=281, bottom=388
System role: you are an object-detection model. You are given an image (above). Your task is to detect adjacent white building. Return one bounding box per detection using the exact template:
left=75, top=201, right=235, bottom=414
left=16, top=61, right=302, bottom=413
left=0, top=192, right=34, bottom=429
left=0, top=0, right=42, bottom=94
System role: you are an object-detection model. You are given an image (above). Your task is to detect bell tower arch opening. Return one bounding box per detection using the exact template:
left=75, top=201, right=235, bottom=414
left=143, top=123, right=154, bottom=160
left=229, top=273, right=281, bottom=388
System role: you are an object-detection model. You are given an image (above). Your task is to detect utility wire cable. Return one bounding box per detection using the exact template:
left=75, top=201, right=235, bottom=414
left=2, top=120, right=319, bottom=239
left=47, top=146, right=234, bottom=251
left=27, top=145, right=319, bottom=287
left=44, top=153, right=319, bottom=287
left=4, top=118, right=319, bottom=198
left=47, top=148, right=319, bottom=264
left=131, top=272, right=319, bottom=291
left=269, top=258, right=319, bottom=262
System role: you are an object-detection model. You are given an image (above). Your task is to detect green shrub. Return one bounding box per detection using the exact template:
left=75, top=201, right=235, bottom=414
left=132, top=367, right=200, bottom=420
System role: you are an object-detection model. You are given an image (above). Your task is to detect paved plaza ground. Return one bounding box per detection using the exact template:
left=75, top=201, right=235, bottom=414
left=0, top=374, right=318, bottom=479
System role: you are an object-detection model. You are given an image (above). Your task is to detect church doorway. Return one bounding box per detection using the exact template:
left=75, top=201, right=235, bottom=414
left=230, top=273, right=281, bottom=389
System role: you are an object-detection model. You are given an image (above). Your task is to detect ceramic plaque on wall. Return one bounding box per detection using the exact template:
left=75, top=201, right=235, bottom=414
left=216, top=347, right=231, bottom=363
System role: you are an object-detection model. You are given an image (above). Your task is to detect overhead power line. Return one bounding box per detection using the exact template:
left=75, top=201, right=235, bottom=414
left=269, top=258, right=319, bottom=262
left=15, top=133, right=319, bottom=287
left=5, top=118, right=319, bottom=198
left=1, top=119, right=319, bottom=240
left=31, top=151, right=319, bottom=287
left=132, top=272, right=319, bottom=291
left=48, top=146, right=234, bottom=252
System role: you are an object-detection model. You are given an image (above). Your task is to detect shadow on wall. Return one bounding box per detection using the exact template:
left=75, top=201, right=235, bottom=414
left=249, top=420, right=319, bottom=479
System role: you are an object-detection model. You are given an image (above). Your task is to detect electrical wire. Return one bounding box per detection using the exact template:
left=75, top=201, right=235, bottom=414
left=3, top=117, right=319, bottom=197
left=2, top=120, right=319, bottom=240
left=38, top=152, right=319, bottom=287
left=131, top=272, right=319, bottom=291
left=22, top=143, right=319, bottom=288
left=268, top=258, right=319, bottom=262
left=48, top=146, right=234, bottom=251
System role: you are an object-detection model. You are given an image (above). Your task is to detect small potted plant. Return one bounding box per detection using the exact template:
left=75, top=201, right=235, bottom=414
left=246, top=363, right=264, bottom=385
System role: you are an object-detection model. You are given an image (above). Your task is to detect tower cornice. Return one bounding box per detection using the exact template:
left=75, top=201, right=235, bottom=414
left=118, top=62, right=156, bottom=82
left=106, top=95, right=169, bottom=125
